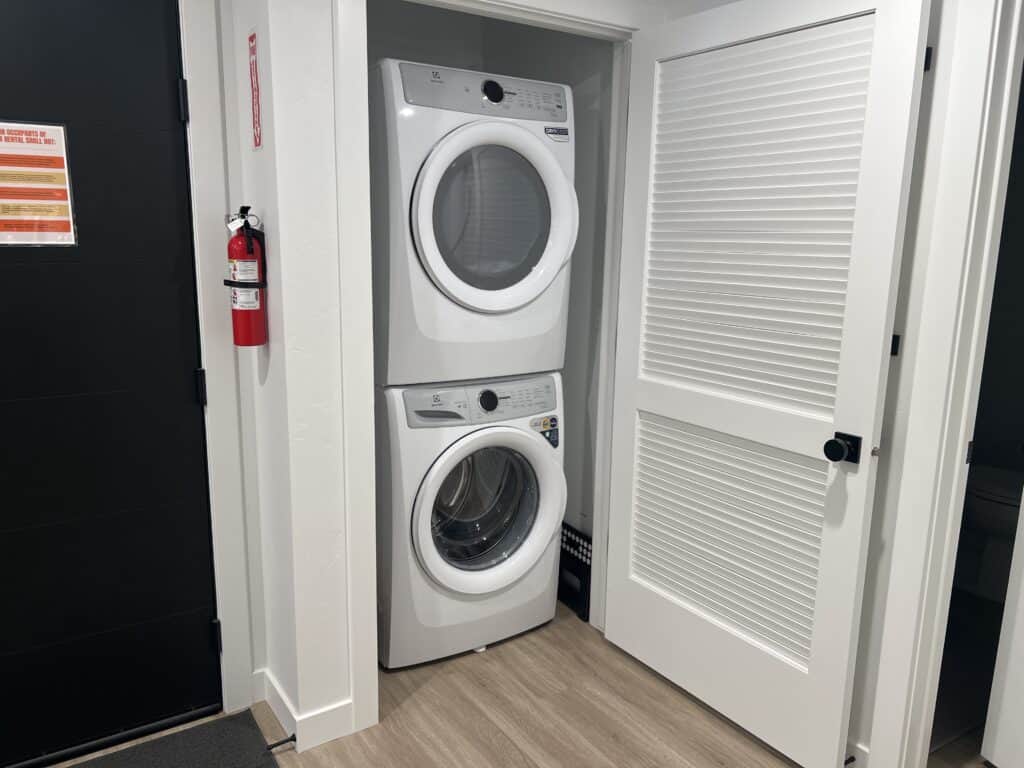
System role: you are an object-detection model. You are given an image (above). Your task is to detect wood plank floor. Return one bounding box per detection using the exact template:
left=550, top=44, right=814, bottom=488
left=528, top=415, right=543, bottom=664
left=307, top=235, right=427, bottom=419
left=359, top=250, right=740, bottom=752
left=927, top=730, right=987, bottom=768
left=256, top=604, right=797, bottom=768
left=49, top=605, right=993, bottom=768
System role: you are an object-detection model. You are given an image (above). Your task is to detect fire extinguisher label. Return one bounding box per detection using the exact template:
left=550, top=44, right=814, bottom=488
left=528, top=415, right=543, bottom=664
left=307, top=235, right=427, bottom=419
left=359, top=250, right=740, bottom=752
left=229, top=260, right=260, bottom=282
left=231, top=287, right=261, bottom=310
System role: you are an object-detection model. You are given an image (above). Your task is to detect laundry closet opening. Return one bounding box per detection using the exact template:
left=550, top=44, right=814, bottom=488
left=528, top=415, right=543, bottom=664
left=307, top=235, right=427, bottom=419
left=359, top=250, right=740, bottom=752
left=366, top=0, right=619, bottom=669
left=926, top=79, right=1024, bottom=768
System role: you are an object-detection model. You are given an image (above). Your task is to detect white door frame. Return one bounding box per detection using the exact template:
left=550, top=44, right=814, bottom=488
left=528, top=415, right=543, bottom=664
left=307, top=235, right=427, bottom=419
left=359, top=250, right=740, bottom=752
left=178, top=0, right=253, bottom=714
left=587, top=37, right=631, bottom=631
left=867, top=0, right=1024, bottom=765
left=332, top=0, right=381, bottom=734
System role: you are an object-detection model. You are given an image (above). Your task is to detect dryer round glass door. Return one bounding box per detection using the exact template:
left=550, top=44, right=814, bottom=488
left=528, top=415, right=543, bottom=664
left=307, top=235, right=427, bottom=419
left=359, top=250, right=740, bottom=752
left=413, top=426, right=566, bottom=595
left=412, top=121, right=579, bottom=314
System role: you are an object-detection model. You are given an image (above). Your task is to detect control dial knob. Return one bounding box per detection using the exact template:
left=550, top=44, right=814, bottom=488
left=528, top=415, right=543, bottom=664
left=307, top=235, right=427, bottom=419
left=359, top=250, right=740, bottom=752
left=478, top=389, right=499, bottom=412
left=482, top=79, right=504, bottom=103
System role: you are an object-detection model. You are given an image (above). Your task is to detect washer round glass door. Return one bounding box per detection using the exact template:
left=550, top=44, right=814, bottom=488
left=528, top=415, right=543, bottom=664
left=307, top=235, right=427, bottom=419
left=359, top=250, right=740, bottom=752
left=413, top=426, right=566, bottom=595
left=412, top=120, right=579, bottom=314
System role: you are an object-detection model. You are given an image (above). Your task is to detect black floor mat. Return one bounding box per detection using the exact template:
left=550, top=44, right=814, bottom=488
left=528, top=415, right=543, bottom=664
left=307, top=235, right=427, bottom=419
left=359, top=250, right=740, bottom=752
left=76, top=711, right=276, bottom=768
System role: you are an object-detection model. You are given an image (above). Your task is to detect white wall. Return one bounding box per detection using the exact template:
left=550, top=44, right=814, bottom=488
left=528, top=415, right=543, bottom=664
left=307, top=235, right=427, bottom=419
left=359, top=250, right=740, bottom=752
left=220, top=0, right=289, bottom=694
left=368, top=0, right=484, bottom=68
left=219, top=0, right=370, bottom=750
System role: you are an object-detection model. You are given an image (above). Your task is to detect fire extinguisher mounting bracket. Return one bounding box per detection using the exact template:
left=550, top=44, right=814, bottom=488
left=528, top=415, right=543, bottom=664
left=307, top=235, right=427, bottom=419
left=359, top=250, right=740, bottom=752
left=226, top=205, right=262, bottom=232
left=223, top=278, right=267, bottom=288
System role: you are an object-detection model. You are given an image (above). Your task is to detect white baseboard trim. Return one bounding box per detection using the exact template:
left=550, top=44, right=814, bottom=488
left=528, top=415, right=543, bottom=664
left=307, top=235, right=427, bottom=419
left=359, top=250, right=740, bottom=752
left=847, top=741, right=870, bottom=767
left=251, top=668, right=355, bottom=751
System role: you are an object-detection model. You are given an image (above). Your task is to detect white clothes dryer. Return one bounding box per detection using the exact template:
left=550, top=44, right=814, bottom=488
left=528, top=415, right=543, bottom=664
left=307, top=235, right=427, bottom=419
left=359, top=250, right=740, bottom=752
left=370, top=59, right=578, bottom=386
left=376, top=372, right=566, bottom=668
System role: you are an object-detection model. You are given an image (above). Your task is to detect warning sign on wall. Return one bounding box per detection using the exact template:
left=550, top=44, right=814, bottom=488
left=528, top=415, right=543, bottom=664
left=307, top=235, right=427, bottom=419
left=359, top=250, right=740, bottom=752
left=0, top=122, right=76, bottom=246
left=248, top=33, right=263, bottom=150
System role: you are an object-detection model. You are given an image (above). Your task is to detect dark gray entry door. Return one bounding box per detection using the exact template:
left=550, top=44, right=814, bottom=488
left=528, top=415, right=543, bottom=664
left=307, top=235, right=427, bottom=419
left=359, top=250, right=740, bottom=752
left=0, top=2, right=221, bottom=765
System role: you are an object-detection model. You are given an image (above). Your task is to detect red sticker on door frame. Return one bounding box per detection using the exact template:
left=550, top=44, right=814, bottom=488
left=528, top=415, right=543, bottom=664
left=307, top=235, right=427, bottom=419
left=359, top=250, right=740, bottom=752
left=248, top=32, right=262, bottom=149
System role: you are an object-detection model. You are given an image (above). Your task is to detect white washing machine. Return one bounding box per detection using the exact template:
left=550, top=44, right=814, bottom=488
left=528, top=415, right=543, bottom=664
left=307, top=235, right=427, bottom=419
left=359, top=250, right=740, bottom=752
left=376, top=372, right=566, bottom=668
left=369, top=58, right=578, bottom=386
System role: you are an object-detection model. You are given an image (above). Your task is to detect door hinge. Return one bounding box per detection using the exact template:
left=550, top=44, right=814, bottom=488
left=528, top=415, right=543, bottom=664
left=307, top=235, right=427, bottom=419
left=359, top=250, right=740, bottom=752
left=195, top=367, right=207, bottom=407
left=966, top=440, right=974, bottom=464
left=212, top=618, right=223, bottom=654
left=178, top=77, right=190, bottom=123
left=891, top=334, right=902, bottom=356
left=924, top=45, right=934, bottom=72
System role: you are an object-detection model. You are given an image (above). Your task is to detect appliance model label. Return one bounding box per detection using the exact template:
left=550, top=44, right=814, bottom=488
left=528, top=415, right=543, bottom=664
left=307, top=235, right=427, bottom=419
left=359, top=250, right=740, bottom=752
left=530, top=414, right=560, bottom=448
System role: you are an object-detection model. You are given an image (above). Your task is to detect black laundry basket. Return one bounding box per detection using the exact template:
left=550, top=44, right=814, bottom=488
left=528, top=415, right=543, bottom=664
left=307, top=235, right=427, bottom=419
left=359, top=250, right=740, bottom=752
left=558, top=522, right=592, bottom=621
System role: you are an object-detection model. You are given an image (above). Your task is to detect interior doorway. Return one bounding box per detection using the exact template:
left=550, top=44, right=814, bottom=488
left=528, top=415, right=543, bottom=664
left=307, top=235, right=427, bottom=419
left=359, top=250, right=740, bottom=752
left=926, top=73, right=1024, bottom=768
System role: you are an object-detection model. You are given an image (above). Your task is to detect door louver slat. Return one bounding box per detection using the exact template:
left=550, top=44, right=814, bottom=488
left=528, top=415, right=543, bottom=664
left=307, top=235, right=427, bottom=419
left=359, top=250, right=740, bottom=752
left=641, top=14, right=873, bottom=418
left=632, top=413, right=828, bottom=666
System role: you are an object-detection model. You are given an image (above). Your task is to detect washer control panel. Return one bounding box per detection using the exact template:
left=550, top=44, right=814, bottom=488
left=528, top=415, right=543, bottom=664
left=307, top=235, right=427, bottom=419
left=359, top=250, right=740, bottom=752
left=404, top=374, right=557, bottom=428
left=399, top=62, right=568, bottom=123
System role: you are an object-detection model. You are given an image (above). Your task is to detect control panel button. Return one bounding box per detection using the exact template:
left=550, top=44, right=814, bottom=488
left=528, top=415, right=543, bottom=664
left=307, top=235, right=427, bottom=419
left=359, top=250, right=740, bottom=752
left=482, top=79, right=504, bottom=103
left=478, top=389, right=499, bottom=412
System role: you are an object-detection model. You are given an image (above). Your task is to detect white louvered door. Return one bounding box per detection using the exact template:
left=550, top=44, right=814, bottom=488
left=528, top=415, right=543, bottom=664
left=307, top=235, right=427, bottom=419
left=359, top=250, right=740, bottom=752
left=605, top=2, right=928, bottom=766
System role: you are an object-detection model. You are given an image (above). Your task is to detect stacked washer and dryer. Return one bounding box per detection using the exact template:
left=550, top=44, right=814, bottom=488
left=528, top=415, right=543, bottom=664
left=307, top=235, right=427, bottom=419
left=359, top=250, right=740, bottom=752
left=370, top=59, right=579, bottom=668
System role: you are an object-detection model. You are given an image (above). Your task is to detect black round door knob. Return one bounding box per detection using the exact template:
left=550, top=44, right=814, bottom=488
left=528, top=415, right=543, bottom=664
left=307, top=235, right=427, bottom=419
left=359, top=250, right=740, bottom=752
left=478, top=389, right=499, bottom=412
left=823, top=437, right=852, bottom=463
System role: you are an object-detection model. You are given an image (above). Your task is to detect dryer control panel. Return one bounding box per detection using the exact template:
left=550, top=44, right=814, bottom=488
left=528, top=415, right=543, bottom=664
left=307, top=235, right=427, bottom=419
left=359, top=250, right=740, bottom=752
left=399, top=62, right=568, bottom=123
left=404, top=374, right=557, bottom=428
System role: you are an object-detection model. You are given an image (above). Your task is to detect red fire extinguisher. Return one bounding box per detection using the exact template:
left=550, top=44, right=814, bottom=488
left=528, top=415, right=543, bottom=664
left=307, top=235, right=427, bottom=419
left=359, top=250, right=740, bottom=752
left=224, top=205, right=268, bottom=346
